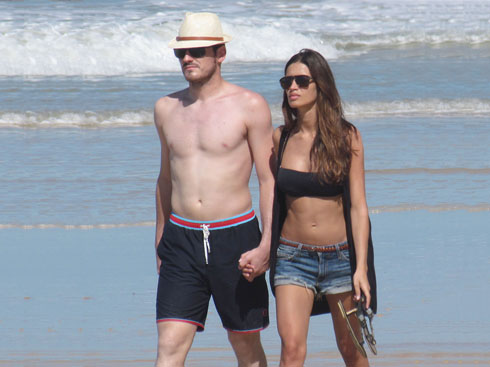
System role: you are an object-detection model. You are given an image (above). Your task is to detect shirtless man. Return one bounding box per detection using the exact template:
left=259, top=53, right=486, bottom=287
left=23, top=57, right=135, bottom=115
left=153, top=13, right=274, bottom=367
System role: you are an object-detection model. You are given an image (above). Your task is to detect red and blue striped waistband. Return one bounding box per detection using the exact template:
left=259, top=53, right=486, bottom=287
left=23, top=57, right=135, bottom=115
left=169, top=209, right=255, bottom=230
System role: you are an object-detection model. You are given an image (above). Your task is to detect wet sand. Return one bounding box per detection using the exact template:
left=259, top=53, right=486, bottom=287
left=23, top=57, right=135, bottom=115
left=1, top=210, right=489, bottom=366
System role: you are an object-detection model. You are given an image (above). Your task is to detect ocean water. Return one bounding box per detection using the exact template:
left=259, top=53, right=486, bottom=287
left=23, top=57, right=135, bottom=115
left=1, top=0, right=490, bottom=365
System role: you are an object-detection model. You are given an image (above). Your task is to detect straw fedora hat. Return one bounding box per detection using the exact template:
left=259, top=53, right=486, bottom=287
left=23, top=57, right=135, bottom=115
left=169, top=12, right=232, bottom=49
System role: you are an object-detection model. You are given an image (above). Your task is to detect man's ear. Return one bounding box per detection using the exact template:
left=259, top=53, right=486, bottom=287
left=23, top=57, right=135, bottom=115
left=216, top=44, right=227, bottom=61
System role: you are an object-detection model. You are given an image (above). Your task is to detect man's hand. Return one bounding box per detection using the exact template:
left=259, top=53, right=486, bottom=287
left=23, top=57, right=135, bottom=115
left=238, top=246, right=269, bottom=282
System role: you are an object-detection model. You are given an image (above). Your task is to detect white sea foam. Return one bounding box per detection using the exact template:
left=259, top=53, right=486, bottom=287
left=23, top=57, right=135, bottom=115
left=0, top=110, right=153, bottom=127
left=1, top=0, right=489, bottom=76
left=343, top=98, right=490, bottom=118
left=270, top=98, right=490, bottom=124
left=2, top=98, right=488, bottom=128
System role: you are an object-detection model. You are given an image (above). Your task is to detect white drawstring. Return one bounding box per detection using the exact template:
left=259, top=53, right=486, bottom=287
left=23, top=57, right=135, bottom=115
left=200, top=224, right=211, bottom=264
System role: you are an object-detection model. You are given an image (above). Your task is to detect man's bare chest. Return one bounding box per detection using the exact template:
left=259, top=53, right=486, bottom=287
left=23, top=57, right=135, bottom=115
left=165, top=117, right=247, bottom=157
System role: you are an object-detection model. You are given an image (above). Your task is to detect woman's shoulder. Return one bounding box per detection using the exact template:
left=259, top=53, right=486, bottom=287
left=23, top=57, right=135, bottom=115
left=341, top=118, right=362, bottom=141
left=341, top=120, right=364, bottom=155
left=342, top=118, right=357, bottom=131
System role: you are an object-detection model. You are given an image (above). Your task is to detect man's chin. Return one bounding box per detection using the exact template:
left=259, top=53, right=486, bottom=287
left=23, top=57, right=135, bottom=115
left=184, top=73, right=207, bottom=84
left=183, top=69, right=199, bottom=79
left=184, top=74, right=199, bottom=82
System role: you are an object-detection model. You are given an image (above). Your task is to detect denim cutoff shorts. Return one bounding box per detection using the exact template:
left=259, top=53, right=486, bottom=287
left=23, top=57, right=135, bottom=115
left=274, top=237, right=353, bottom=296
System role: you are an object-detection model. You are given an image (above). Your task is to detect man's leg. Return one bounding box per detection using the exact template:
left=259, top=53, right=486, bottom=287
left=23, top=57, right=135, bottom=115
left=228, top=331, right=267, bottom=367
left=155, top=321, right=197, bottom=367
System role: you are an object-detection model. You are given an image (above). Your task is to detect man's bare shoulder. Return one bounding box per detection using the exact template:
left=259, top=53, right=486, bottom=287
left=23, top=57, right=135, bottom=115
left=222, top=82, right=271, bottom=128
left=226, top=82, right=269, bottom=109
left=154, top=89, right=188, bottom=125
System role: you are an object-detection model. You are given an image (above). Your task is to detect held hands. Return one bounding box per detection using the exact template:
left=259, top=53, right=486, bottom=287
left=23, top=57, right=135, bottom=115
left=238, top=246, right=269, bottom=282
left=353, top=269, right=371, bottom=309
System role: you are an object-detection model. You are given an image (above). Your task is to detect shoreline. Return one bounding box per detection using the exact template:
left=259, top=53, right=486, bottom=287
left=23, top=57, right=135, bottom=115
left=1, top=346, right=489, bottom=367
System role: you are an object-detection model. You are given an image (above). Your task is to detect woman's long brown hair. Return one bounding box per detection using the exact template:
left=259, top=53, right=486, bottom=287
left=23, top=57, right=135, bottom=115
left=282, top=48, right=355, bottom=184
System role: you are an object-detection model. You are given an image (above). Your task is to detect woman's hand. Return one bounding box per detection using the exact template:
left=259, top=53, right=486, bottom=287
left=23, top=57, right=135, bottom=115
left=353, top=269, right=371, bottom=309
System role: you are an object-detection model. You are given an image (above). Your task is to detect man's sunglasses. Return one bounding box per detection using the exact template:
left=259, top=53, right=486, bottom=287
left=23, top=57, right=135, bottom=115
left=174, top=47, right=207, bottom=59
left=279, top=75, right=314, bottom=89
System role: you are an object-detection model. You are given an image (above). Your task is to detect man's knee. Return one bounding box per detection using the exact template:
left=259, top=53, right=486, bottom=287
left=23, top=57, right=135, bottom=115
left=228, top=331, right=267, bottom=367
left=228, top=331, right=260, bottom=346
left=157, top=332, right=183, bottom=354
left=155, top=321, right=196, bottom=366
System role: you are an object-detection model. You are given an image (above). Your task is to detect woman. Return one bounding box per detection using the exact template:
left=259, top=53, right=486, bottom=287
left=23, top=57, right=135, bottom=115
left=269, top=49, right=377, bottom=367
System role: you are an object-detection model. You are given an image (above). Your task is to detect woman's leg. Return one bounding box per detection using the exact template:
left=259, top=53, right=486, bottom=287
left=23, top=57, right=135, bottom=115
left=275, top=285, right=315, bottom=367
left=327, top=292, right=369, bottom=367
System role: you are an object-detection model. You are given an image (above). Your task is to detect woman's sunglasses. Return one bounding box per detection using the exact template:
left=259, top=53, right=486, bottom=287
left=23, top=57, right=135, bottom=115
left=279, top=75, right=314, bottom=90
left=174, top=47, right=207, bottom=59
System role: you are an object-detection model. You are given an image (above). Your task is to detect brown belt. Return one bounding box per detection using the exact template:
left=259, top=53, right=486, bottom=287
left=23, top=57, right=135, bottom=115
left=279, top=239, right=349, bottom=253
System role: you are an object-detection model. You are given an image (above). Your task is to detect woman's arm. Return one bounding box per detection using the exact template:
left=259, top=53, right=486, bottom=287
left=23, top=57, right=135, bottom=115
left=348, top=128, right=371, bottom=308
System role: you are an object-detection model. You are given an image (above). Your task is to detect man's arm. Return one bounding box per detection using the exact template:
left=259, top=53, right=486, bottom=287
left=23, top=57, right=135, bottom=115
left=154, top=98, right=172, bottom=274
left=238, top=93, right=275, bottom=281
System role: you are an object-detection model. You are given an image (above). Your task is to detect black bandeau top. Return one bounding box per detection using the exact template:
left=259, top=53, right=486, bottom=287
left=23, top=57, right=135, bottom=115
left=277, top=167, right=344, bottom=198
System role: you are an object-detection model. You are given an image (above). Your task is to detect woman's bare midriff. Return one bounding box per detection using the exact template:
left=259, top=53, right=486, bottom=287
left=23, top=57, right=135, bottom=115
left=281, top=194, right=347, bottom=246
